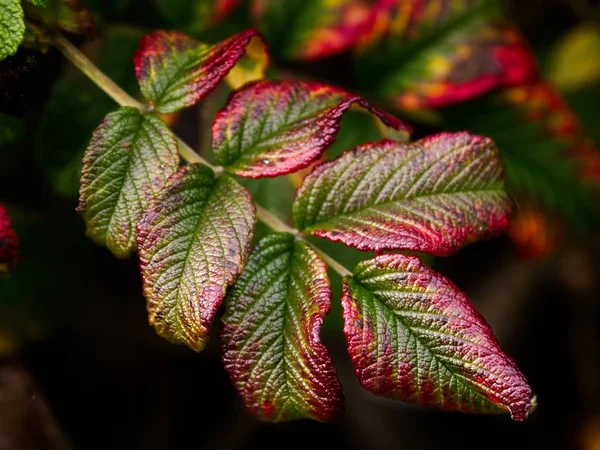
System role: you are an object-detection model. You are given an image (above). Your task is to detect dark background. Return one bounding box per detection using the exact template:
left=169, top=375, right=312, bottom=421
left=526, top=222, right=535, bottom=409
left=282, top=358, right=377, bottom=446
left=1, top=0, right=599, bottom=449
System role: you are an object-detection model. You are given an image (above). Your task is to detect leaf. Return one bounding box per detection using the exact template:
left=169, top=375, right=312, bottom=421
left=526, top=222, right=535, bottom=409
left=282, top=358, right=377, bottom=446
left=221, top=233, right=343, bottom=422
left=26, top=0, right=48, bottom=7
left=0, top=0, right=25, bottom=61
left=549, top=25, right=600, bottom=92
left=356, top=1, right=537, bottom=109
left=0, top=205, right=19, bottom=274
left=251, top=0, right=389, bottom=61
left=23, top=0, right=93, bottom=35
left=293, top=132, right=512, bottom=255
left=212, top=80, right=411, bottom=178
left=137, top=164, right=256, bottom=351
left=343, top=253, right=535, bottom=420
left=78, top=107, right=180, bottom=258
left=134, top=29, right=268, bottom=113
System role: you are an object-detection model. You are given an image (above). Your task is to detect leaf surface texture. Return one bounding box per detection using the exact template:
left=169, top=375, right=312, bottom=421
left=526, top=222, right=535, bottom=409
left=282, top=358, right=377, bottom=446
left=294, top=132, right=511, bottom=255
left=0, top=0, right=25, bottom=61
left=78, top=107, right=179, bottom=258
left=138, top=164, right=255, bottom=351
left=343, top=254, right=534, bottom=420
left=134, top=29, right=267, bottom=113
left=222, top=233, right=343, bottom=421
left=212, top=80, right=411, bottom=178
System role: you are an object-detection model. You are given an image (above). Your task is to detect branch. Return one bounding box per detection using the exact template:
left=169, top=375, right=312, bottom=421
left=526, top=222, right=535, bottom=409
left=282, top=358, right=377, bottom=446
left=52, top=34, right=352, bottom=278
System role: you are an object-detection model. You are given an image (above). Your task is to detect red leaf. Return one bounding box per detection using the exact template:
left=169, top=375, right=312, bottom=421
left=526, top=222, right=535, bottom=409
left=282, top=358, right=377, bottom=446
left=212, top=80, right=411, bottom=178
left=356, top=1, right=538, bottom=108
left=343, top=254, right=535, bottom=420
left=134, top=29, right=268, bottom=113
left=0, top=206, right=19, bottom=273
left=294, top=132, right=512, bottom=255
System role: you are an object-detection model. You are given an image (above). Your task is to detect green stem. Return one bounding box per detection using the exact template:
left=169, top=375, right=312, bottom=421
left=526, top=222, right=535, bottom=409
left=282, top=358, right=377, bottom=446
left=52, top=34, right=352, bottom=278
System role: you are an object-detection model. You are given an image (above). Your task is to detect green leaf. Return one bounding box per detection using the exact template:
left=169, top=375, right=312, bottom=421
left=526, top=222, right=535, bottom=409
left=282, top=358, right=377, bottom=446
left=221, top=233, right=343, bottom=422
left=212, top=80, right=411, bottom=178
left=78, top=107, right=180, bottom=258
left=137, top=164, right=256, bottom=352
left=293, top=132, right=512, bottom=255
left=26, top=0, right=48, bottom=7
left=133, top=29, right=268, bottom=113
left=343, top=254, right=535, bottom=420
left=0, top=0, right=25, bottom=61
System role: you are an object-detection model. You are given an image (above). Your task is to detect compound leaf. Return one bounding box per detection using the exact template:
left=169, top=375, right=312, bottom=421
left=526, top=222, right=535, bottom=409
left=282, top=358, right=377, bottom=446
left=0, top=205, right=19, bottom=274
left=293, top=132, right=511, bottom=255
left=343, top=254, right=535, bottom=420
left=212, top=80, right=411, bottom=178
left=0, top=0, right=25, bottom=61
left=134, top=29, right=268, bottom=113
left=222, top=233, right=343, bottom=422
left=78, top=107, right=180, bottom=258
left=137, top=164, right=255, bottom=352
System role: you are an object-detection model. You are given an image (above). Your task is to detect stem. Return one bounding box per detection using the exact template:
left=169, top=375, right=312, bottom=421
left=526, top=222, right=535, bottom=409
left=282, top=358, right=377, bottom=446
left=53, top=34, right=144, bottom=110
left=52, top=34, right=352, bottom=278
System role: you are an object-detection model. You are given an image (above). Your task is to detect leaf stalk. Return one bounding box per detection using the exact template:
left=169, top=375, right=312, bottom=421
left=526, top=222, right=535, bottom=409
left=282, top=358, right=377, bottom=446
left=52, top=34, right=352, bottom=278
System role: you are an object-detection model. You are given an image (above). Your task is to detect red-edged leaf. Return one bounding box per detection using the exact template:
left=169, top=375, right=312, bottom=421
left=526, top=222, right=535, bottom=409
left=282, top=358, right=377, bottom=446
left=221, top=233, right=343, bottom=422
left=137, top=164, right=255, bottom=351
left=0, top=205, right=19, bottom=273
left=212, top=80, right=411, bottom=178
left=343, top=254, right=535, bottom=420
left=134, top=29, right=268, bottom=113
left=357, top=1, right=537, bottom=109
left=251, top=0, right=393, bottom=61
left=293, top=132, right=512, bottom=255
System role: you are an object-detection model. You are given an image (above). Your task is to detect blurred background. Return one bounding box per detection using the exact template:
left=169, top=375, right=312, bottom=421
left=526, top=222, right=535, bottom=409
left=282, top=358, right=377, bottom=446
left=1, top=0, right=599, bottom=448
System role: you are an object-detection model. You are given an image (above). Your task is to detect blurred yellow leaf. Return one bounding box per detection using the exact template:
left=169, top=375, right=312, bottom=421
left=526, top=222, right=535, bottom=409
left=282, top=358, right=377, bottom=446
left=550, top=25, right=600, bottom=91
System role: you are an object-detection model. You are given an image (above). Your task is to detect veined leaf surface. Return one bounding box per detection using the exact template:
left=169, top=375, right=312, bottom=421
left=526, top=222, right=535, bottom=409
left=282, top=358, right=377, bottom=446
left=0, top=0, right=25, bottom=61
left=0, top=205, right=19, bottom=274
left=212, top=80, right=411, bottom=178
left=134, top=29, right=268, bottom=113
left=137, top=164, right=255, bottom=352
left=222, top=233, right=343, bottom=422
left=78, top=107, right=180, bottom=258
left=293, top=132, right=511, bottom=255
left=343, top=254, right=535, bottom=420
